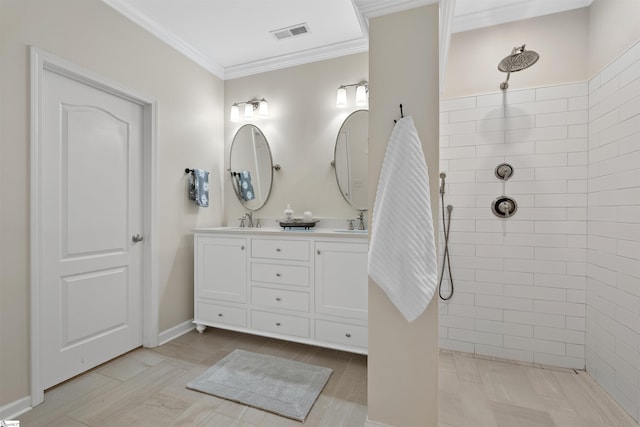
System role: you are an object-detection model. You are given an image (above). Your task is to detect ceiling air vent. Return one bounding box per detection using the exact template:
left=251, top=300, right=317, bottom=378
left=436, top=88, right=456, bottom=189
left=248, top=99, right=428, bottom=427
left=270, top=23, right=310, bottom=41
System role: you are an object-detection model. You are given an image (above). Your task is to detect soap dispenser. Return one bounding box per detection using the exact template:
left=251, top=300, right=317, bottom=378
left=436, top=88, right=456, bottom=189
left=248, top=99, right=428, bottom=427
left=284, top=204, right=294, bottom=221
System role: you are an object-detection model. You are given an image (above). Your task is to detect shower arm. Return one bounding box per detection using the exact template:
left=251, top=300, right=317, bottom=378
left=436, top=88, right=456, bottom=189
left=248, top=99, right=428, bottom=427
left=500, top=70, right=512, bottom=90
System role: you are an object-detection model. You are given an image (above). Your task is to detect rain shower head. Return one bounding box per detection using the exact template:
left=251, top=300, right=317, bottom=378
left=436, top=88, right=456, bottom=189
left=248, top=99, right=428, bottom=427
left=498, top=44, right=539, bottom=90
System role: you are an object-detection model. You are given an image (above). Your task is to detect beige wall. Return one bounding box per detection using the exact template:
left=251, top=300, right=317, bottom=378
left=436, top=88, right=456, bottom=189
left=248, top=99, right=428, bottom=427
left=223, top=53, right=368, bottom=225
left=443, top=8, right=589, bottom=99
left=367, top=5, right=439, bottom=426
left=589, top=0, right=640, bottom=75
left=0, top=0, right=224, bottom=406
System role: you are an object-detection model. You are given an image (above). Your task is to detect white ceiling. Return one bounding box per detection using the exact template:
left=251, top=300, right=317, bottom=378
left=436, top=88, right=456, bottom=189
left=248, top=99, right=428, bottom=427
left=102, top=0, right=592, bottom=80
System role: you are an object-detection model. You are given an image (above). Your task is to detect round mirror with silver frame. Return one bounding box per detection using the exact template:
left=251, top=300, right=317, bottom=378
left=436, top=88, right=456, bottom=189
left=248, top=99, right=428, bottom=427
left=229, top=124, right=276, bottom=211
left=333, top=109, right=369, bottom=211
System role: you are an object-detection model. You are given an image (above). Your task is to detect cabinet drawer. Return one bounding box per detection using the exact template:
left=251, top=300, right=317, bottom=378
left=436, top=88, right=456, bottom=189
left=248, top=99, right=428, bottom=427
left=251, top=310, right=310, bottom=338
left=316, top=319, right=368, bottom=349
left=197, top=302, right=246, bottom=328
left=251, top=239, right=310, bottom=261
left=252, top=286, right=309, bottom=312
left=251, top=262, right=310, bottom=287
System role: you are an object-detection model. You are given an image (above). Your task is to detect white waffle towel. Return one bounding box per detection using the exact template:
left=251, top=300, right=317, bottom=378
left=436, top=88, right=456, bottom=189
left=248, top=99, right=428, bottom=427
left=368, top=116, right=438, bottom=322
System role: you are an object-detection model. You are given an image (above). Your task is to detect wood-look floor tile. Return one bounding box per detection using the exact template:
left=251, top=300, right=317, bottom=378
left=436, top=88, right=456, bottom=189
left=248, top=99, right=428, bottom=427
left=439, top=370, right=467, bottom=427
left=453, top=351, right=483, bottom=383
left=171, top=397, right=226, bottom=426
left=490, top=400, right=557, bottom=427
left=200, top=411, right=249, bottom=427
left=552, top=369, right=631, bottom=427
left=476, top=358, right=548, bottom=411
left=68, top=360, right=189, bottom=425
left=439, top=350, right=457, bottom=373
left=17, top=330, right=639, bottom=427
left=17, top=373, right=121, bottom=427
left=97, top=355, right=151, bottom=382
left=458, top=380, right=499, bottom=427
left=105, top=391, right=191, bottom=427
left=126, top=347, right=168, bottom=366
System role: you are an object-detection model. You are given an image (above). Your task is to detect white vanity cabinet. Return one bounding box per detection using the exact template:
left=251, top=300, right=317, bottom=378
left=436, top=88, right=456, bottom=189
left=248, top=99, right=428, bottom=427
left=193, top=228, right=368, bottom=354
left=314, top=241, right=368, bottom=349
left=194, top=235, right=248, bottom=332
left=249, top=237, right=312, bottom=340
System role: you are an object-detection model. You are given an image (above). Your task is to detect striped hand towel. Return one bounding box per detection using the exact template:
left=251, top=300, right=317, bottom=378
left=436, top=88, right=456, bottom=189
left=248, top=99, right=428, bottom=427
left=368, top=116, right=438, bottom=322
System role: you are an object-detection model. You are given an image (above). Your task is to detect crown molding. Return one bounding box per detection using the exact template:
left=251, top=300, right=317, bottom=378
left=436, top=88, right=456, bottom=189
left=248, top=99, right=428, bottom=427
left=101, top=0, right=225, bottom=78
left=224, top=37, right=369, bottom=80
left=452, top=0, right=593, bottom=33
left=355, top=0, right=438, bottom=19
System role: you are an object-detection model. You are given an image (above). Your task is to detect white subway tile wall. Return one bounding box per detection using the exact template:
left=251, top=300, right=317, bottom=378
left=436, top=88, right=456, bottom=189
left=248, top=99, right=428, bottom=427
left=439, top=81, right=589, bottom=370
left=587, top=41, right=640, bottom=422
left=439, top=43, right=640, bottom=422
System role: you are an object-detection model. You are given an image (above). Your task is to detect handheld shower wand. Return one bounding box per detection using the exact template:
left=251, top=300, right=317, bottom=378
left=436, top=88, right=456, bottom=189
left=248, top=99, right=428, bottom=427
left=438, top=171, right=454, bottom=300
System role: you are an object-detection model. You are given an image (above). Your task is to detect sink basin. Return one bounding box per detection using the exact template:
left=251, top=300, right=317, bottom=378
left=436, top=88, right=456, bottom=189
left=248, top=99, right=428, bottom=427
left=333, top=229, right=368, bottom=234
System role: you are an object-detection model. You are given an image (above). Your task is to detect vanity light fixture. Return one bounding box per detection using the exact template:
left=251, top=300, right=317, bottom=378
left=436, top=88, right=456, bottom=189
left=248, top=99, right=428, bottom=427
left=335, top=81, right=368, bottom=108
left=229, top=98, right=269, bottom=122
left=355, top=84, right=367, bottom=106
left=336, top=86, right=347, bottom=108
left=230, top=104, right=240, bottom=122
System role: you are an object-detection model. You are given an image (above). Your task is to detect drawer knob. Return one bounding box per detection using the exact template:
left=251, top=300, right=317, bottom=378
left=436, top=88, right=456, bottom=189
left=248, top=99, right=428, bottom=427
left=276, top=248, right=281, bottom=252
left=276, top=273, right=281, bottom=277
left=275, top=322, right=281, bottom=326
left=317, top=250, right=321, bottom=255
left=240, top=245, right=245, bottom=250
left=345, top=333, right=351, bottom=338
left=218, top=313, right=223, bottom=317
left=275, top=297, right=282, bottom=301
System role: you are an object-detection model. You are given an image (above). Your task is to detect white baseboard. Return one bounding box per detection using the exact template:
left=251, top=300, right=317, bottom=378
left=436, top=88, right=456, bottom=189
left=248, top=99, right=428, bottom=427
left=0, top=396, right=32, bottom=420
left=158, top=319, right=195, bottom=346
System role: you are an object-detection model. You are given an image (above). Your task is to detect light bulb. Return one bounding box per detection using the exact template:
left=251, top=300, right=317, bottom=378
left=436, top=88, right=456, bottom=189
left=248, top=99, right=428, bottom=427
left=336, top=86, right=347, bottom=108
left=244, top=102, right=254, bottom=119
left=259, top=99, right=269, bottom=117
left=230, top=104, right=240, bottom=122
left=355, top=84, right=367, bottom=106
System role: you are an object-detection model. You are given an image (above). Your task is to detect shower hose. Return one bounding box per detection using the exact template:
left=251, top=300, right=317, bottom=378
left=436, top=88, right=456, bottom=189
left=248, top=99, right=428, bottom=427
left=438, top=195, right=454, bottom=301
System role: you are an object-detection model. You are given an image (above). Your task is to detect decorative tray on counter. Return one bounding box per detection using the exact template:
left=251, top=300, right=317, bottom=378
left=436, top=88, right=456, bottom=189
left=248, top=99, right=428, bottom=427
left=276, top=218, right=320, bottom=230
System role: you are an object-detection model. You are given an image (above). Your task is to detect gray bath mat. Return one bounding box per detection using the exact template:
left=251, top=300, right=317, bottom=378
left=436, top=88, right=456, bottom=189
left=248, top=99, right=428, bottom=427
left=186, top=349, right=332, bottom=422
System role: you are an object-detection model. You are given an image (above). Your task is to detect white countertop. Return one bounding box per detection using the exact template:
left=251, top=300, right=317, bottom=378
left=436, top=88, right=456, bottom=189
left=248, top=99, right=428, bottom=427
left=193, top=226, right=368, bottom=238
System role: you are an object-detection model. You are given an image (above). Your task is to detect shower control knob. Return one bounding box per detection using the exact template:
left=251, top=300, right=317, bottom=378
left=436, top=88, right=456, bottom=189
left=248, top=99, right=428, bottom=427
left=491, top=196, right=518, bottom=219
left=495, top=163, right=514, bottom=181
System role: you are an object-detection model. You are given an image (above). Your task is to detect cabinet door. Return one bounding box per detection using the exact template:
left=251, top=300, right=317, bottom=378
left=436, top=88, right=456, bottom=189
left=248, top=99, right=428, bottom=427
left=195, top=235, right=247, bottom=303
left=315, top=241, right=368, bottom=320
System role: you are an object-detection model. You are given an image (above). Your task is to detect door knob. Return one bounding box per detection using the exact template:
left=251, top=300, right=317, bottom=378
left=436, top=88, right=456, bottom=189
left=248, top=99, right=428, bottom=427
left=132, top=234, right=144, bottom=243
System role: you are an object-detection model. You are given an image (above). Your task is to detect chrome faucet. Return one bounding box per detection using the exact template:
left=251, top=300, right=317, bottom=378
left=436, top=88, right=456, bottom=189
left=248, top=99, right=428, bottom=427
left=239, top=212, right=254, bottom=227
left=357, top=211, right=366, bottom=230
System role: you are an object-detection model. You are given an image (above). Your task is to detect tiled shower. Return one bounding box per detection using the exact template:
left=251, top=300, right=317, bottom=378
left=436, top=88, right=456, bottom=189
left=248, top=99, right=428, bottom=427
left=439, top=41, right=640, bottom=421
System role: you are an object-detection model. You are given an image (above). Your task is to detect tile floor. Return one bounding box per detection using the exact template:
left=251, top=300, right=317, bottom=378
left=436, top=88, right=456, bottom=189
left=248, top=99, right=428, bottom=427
left=17, top=329, right=639, bottom=426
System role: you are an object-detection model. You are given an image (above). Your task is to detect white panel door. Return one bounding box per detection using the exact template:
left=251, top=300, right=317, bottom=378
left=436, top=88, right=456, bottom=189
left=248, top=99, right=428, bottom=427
left=40, top=69, right=143, bottom=389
